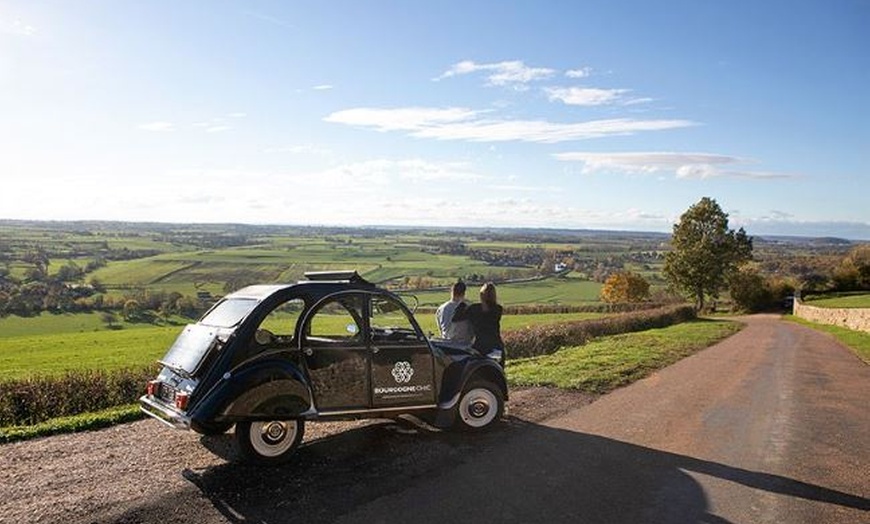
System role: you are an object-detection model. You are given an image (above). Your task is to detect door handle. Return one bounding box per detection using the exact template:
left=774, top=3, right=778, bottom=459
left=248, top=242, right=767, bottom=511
left=303, top=347, right=313, bottom=356
left=372, top=347, right=380, bottom=354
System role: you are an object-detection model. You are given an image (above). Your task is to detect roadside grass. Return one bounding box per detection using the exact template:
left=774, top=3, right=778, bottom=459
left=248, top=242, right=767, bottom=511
left=507, top=319, right=742, bottom=392
left=803, top=293, right=870, bottom=309
left=0, top=405, right=143, bottom=444
left=785, top=316, right=870, bottom=364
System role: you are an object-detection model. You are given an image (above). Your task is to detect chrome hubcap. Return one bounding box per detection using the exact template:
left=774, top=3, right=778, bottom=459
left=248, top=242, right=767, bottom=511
left=459, top=387, right=499, bottom=428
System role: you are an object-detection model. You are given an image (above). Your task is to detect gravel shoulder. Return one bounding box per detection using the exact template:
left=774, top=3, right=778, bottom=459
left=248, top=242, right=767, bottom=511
left=0, top=387, right=593, bottom=524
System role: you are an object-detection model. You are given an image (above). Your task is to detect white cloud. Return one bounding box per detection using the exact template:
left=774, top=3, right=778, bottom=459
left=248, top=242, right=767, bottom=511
left=324, top=107, right=482, bottom=131
left=205, top=125, right=231, bottom=133
left=326, top=107, right=694, bottom=143
left=709, top=170, right=797, bottom=180
left=434, top=60, right=556, bottom=89
left=490, top=184, right=560, bottom=192
left=1, top=16, right=36, bottom=36
left=555, top=151, right=797, bottom=180
left=768, top=210, right=794, bottom=220
left=227, top=112, right=247, bottom=118
left=314, top=159, right=487, bottom=187
left=674, top=164, right=720, bottom=179
left=565, top=67, right=593, bottom=78
left=555, top=152, right=739, bottom=173
left=263, top=144, right=333, bottom=156
left=137, top=121, right=174, bottom=132
left=312, top=84, right=333, bottom=91
left=545, top=87, right=628, bottom=106
left=545, top=86, right=651, bottom=106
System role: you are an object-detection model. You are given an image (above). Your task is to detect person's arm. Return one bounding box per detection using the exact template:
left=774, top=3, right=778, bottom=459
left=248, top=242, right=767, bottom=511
left=495, top=306, right=504, bottom=345
left=452, top=301, right=469, bottom=322
left=436, top=305, right=450, bottom=337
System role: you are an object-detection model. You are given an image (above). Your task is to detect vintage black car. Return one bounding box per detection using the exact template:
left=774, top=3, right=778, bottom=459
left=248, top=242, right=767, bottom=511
left=140, top=271, right=507, bottom=463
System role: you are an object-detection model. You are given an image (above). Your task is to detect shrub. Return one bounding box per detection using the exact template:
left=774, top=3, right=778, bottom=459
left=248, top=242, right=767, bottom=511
left=0, top=366, right=156, bottom=427
left=600, top=271, right=650, bottom=303
left=503, top=305, right=696, bottom=360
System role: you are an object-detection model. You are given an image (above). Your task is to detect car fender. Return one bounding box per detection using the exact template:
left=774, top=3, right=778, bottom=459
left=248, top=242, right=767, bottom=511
left=432, top=358, right=507, bottom=427
left=191, top=359, right=313, bottom=424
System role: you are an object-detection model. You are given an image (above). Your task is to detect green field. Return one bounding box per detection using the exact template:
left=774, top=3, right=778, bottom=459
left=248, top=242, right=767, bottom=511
left=0, top=328, right=179, bottom=379
left=804, top=293, right=870, bottom=308
left=507, top=319, right=742, bottom=392
left=0, top=312, right=170, bottom=338
left=0, top=311, right=609, bottom=379
left=413, top=275, right=603, bottom=307
left=87, top=240, right=516, bottom=298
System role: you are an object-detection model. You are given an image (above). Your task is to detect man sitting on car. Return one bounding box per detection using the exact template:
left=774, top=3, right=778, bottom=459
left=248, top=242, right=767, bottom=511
left=436, top=280, right=474, bottom=345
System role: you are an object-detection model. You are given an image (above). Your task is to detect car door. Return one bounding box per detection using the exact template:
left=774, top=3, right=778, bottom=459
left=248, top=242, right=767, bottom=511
left=369, top=294, right=436, bottom=408
left=301, top=293, right=370, bottom=411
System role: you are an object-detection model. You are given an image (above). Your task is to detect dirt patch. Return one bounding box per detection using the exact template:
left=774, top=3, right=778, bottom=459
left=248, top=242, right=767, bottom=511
left=507, top=386, right=597, bottom=423
left=0, top=387, right=596, bottom=524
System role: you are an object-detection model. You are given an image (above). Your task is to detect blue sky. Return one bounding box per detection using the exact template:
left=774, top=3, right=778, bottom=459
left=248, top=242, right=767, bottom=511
left=1, top=1, right=868, bottom=238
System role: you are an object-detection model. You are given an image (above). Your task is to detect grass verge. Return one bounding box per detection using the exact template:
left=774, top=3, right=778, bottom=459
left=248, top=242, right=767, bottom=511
left=507, top=319, right=742, bottom=392
left=785, top=316, right=870, bottom=364
left=0, top=404, right=144, bottom=444
left=802, top=292, right=870, bottom=309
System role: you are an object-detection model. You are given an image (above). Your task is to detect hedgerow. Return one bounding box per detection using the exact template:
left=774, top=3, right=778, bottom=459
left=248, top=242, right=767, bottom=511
left=0, top=366, right=156, bottom=427
left=0, top=405, right=144, bottom=444
left=503, top=304, right=696, bottom=360
left=0, top=304, right=695, bottom=430
left=416, top=301, right=673, bottom=316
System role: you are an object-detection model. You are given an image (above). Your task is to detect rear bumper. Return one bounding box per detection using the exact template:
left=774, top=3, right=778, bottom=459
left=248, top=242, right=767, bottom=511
left=139, top=395, right=191, bottom=430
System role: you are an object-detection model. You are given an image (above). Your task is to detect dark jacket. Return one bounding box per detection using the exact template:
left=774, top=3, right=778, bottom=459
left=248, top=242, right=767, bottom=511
left=453, top=302, right=503, bottom=352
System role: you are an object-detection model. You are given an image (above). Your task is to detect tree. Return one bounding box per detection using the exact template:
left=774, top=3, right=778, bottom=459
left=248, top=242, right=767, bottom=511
left=600, top=271, right=650, bottom=303
left=663, top=197, right=753, bottom=310
left=832, top=244, right=870, bottom=291
left=101, top=311, right=119, bottom=329
left=122, top=299, right=142, bottom=321
left=728, top=267, right=772, bottom=312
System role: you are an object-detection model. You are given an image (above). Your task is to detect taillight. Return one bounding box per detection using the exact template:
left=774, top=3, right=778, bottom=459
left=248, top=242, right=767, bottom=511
left=175, top=391, right=190, bottom=411
left=146, top=380, right=160, bottom=397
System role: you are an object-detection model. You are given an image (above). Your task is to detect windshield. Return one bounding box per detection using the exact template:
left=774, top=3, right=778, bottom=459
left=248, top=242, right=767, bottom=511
left=160, top=324, right=220, bottom=375
left=200, top=298, right=258, bottom=327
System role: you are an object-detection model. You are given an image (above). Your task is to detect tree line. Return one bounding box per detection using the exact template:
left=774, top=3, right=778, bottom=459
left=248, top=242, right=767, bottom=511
left=0, top=262, right=205, bottom=322
left=659, top=197, right=869, bottom=312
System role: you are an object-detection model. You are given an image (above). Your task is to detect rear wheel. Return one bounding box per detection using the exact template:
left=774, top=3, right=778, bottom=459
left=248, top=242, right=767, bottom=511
left=235, top=420, right=305, bottom=464
left=454, top=380, right=504, bottom=431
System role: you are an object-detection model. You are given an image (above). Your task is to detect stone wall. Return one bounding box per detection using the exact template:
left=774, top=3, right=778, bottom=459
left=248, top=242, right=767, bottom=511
left=793, top=299, right=870, bottom=333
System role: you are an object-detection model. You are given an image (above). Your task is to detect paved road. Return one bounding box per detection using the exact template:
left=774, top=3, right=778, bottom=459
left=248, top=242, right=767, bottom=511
left=4, top=315, right=867, bottom=524
left=336, top=315, right=869, bottom=523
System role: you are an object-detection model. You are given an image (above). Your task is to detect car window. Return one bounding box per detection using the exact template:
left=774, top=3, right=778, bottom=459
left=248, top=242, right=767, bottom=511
left=306, top=295, right=364, bottom=345
left=199, top=298, right=258, bottom=327
left=370, top=295, right=422, bottom=343
left=258, top=298, right=305, bottom=338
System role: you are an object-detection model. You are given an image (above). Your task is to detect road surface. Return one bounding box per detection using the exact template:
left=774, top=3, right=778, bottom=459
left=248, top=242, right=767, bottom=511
left=1, top=315, right=867, bottom=523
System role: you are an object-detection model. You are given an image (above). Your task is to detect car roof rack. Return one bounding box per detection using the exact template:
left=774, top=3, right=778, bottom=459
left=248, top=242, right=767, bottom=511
left=303, top=270, right=372, bottom=285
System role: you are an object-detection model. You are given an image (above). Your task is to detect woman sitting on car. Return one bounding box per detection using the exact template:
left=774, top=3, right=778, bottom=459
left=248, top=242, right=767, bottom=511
left=452, top=282, right=504, bottom=362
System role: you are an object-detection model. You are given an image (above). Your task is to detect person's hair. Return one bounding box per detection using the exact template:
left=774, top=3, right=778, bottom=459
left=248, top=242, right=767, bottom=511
left=479, top=282, right=497, bottom=309
left=452, top=280, right=466, bottom=296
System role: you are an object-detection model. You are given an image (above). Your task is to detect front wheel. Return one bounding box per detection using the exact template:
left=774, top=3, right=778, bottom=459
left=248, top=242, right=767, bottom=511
left=454, top=380, right=504, bottom=431
left=235, top=420, right=305, bottom=464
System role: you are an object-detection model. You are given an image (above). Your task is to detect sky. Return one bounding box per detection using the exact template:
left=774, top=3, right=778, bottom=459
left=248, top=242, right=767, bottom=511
left=1, top=1, right=869, bottom=239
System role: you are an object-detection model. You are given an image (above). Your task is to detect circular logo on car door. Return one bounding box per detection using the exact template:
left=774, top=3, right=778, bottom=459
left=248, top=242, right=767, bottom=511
left=391, top=361, right=414, bottom=383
